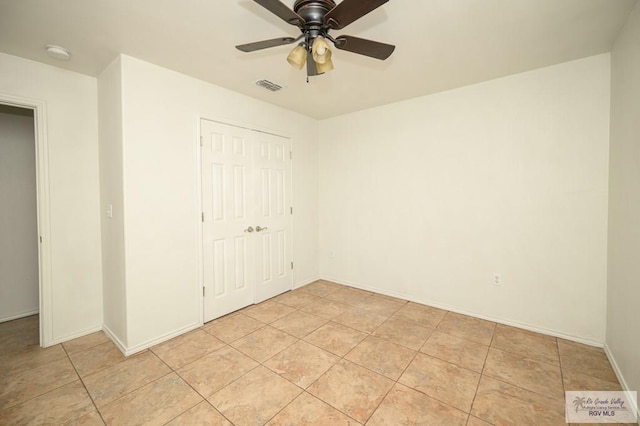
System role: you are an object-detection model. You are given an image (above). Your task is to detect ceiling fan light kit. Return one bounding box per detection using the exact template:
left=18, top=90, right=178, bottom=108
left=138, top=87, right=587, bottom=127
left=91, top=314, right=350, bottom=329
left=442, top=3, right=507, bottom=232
left=236, top=0, right=395, bottom=78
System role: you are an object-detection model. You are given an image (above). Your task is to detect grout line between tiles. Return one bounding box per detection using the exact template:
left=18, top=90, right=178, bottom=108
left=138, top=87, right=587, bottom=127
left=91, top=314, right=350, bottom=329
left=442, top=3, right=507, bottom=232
left=61, top=343, right=108, bottom=425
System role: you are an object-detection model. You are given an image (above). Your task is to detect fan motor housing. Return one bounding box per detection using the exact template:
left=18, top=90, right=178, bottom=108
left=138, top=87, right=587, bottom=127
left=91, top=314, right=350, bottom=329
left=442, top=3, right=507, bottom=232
left=293, top=0, right=336, bottom=24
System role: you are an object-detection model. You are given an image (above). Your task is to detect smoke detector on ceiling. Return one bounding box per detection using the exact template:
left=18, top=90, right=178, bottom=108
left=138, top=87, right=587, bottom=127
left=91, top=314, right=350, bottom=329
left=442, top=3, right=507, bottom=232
left=45, top=45, right=71, bottom=61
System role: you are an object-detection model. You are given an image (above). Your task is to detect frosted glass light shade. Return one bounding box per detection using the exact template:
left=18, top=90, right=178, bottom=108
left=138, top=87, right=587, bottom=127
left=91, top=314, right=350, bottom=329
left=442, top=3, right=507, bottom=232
left=316, top=56, right=334, bottom=73
left=312, top=37, right=332, bottom=64
left=287, top=45, right=307, bottom=69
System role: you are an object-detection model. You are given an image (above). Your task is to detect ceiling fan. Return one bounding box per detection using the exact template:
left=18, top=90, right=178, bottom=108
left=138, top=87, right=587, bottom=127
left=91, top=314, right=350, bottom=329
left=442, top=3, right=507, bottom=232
left=236, top=0, right=395, bottom=78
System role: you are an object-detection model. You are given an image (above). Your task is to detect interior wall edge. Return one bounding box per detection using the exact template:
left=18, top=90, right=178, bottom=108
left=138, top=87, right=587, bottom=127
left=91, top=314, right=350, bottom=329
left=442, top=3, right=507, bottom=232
left=603, top=343, right=640, bottom=422
left=320, top=275, right=605, bottom=348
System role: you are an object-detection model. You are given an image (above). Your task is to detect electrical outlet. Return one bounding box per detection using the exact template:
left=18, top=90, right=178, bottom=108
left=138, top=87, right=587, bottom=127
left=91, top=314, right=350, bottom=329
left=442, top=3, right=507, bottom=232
left=493, top=273, right=501, bottom=286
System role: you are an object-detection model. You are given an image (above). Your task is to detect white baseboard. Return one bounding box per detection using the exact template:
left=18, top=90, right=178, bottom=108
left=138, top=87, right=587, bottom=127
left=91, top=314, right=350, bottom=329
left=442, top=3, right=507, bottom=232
left=46, top=324, right=104, bottom=347
left=0, top=309, right=39, bottom=323
left=102, top=324, right=128, bottom=355
left=604, top=343, right=639, bottom=424
left=294, top=275, right=321, bottom=289
left=320, top=275, right=604, bottom=348
left=110, top=321, right=203, bottom=356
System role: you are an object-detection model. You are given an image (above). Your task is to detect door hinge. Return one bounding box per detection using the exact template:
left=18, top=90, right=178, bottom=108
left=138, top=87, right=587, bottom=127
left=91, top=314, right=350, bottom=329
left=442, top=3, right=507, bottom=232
left=203, top=286, right=205, bottom=297
left=290, top=206, right=293, bottom=215
left=290, top=151, right=292, bottom=160
left=200, top=136, right=203, bottom=147
left=202, top=212, right=204, bottom=222
left=291, top=261, right=294, bottom=270
left=39, top=236, right=42, bottom=243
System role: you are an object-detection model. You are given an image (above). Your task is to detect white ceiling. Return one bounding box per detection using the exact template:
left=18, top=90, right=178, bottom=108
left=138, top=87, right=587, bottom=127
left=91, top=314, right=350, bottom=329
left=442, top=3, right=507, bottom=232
left=0, top=0, right=636, bottom=119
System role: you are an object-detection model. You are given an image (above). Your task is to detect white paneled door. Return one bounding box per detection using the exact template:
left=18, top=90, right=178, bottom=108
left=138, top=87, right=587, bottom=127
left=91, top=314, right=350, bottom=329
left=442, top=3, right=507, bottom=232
left=201, top=119, right=292, bottom=322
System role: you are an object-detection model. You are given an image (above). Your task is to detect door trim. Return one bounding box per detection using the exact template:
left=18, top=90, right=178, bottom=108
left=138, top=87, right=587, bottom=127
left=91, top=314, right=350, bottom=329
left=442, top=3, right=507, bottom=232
left=0, top=92, right=52, bottom=347
left=196, top=115, right=294, bottom=324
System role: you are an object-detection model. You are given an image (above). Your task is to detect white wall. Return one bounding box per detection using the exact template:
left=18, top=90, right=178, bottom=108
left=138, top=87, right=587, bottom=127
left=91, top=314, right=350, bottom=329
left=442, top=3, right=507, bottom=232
left=112, top=55, right=318, bottom=352
left=98, top=57, right=128, bottom=346
left=608, top=2, right=640, bottom=398
left=0, top=108, right=38, bottom=322
left=0, top=52, right=103, bottom=344
left=319, top=54, right=611, bottom=343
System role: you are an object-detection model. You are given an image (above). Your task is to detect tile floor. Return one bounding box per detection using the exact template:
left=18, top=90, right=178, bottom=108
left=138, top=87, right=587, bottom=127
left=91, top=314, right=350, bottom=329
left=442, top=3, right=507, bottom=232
left=0, top=280, right=627, bottom=425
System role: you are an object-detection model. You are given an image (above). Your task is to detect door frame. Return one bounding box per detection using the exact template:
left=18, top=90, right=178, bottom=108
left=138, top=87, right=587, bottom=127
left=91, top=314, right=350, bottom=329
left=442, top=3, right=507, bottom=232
left=196, top=115, right=294, bottom=324
left=0, top=92, right=52, bottom=347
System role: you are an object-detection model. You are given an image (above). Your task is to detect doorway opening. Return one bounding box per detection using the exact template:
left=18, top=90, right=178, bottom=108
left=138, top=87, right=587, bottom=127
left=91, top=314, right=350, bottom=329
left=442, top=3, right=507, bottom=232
left=0, top=95, right=51, bottom=348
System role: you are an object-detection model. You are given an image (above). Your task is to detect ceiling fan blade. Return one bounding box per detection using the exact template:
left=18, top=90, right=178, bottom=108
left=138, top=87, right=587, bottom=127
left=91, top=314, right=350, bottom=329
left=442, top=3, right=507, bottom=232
left=307, top=51, right=321, bottom=77
left=324, top=0, right=389, bottom=30
left=236, top=37, right=297, bottom=52
left=334, top=35, right=395, bottom=60
left=253, top=0, right=304, bottom=27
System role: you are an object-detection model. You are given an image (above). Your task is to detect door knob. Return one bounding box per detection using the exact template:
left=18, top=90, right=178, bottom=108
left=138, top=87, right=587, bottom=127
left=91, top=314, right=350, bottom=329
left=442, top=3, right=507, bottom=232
left=256, top=226, right=268, bottom=232
left=244, top=226, right=254, bottom=233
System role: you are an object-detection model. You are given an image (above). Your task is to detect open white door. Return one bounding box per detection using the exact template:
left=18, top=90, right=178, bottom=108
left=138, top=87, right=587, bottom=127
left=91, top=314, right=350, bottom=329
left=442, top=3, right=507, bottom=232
left=201, top=119, right=292, bottom=322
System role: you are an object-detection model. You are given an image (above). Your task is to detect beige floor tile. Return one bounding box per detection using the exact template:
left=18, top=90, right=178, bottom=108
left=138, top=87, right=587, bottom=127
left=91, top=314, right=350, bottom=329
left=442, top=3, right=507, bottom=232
left=466, top=415, right=492, bottom=426
left=100, top=373, right=202, bottom=425
left=304, top=322, right=367, bottom=357
left=151, top=329, right=225, bottom=369
left=392, top=302, right=447, bottom=328
left=333, top=308, right=387, bottom=333
left=166, top=401, right=232, bottom=425
left=372, top=318, right=433, bottom=350
left=307, top=359, right=394, bottom=424
left=345, top=336, right=416, bottom=380
left=0, top=315, right=39, bottom=336
left=420, top=331, right=489, bottom=372
left=325, top=288, right=371, bottom=306
left=0, top=343, right=67, bottom=378
left=178, top=345, right=258, bottom=398
left=267, top=392, right=360, bottom=425
left=231, top=326, right=297, bottom=363
left=243, top=301, right=296, bottom=324
left=298, top=281, right=343, bottom=297
left=436, top=312, right=496, bottom=346
left=83, top=351, right=171, bottom=407
left=0, top=331, right=40, bottom=358
left=356, top=296, right=406, bottom=317
left=367, top=383, right=468, bottom=426
left=562, top=368, right=622, bottom=391
left=399, top=353, right=480, bottom=413
left=484, top=347, right=564, bottom=398
left=273, top=290, right=322, bottom=309
left=264, top=340, right=339, bottom=388
left=0, top=380, right=94, bottom=425
left=66, top=410, right=105, bottom=425
left=62, top=331, right=110, bottom=354
left=68, top=341, right=127, bottom=377
left=301, top=299, right=352, bottom=319
left=209, top=366, right=302, bottom=426
left=202, top=314, right=265, bottom=343
left=558, top=339, right=618, bottom=383
left=492, top=324, right=559, bottom=365
left=0, top=356, right=78, bottom=410
left=270, top=310, right=328, bottom=338
left=471, top=376, right=566, bottom=425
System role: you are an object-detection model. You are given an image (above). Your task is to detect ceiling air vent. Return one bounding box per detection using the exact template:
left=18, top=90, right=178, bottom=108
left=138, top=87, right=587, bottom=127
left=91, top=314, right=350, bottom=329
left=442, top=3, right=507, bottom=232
left=255, top=79, right=285, bottom=92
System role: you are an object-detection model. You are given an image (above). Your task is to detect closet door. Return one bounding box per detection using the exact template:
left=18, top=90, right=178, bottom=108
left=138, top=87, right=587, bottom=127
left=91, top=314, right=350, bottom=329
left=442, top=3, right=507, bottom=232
left=254, top=133, right=293, bottom=303
left=201, top=120, right=255, bottom=321
left=201, top=119, right=292, bottom=322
